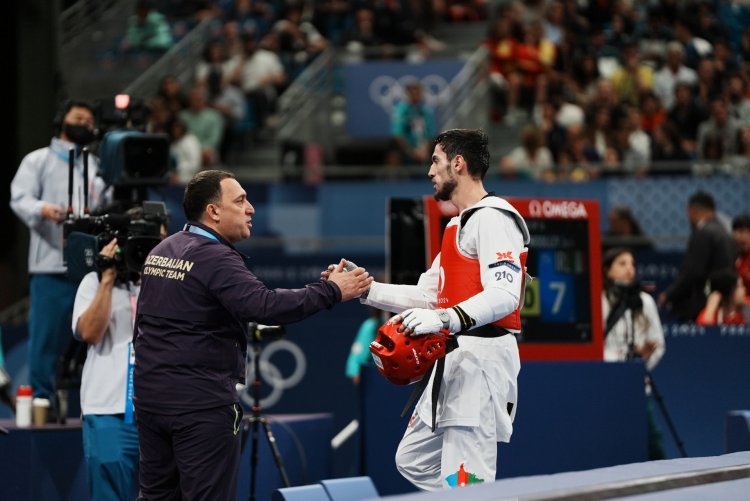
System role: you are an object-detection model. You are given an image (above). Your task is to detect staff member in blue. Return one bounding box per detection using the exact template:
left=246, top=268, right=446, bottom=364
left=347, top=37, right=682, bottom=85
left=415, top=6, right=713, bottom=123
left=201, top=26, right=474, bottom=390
left=133, top=170, right=373, bottom=500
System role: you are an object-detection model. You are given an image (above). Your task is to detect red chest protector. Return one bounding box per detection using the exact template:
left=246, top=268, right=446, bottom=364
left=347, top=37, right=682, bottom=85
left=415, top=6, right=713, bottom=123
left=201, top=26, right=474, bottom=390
left=437, top=223, right=527, bottom=332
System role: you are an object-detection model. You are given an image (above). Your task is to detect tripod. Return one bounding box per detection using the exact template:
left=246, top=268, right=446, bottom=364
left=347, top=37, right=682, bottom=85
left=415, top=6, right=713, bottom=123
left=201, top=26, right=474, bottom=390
left=243, top=325, right=290, bottom=501
left=622, top=311, right=687, bottom=458
left=645, top=370, right=688, bottom=458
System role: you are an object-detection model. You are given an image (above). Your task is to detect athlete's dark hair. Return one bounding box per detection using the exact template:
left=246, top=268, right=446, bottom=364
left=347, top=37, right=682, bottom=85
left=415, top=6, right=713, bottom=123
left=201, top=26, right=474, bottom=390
left=183, top=170, right=236, bottom=221
left=434, top=128, right=490, bottom=179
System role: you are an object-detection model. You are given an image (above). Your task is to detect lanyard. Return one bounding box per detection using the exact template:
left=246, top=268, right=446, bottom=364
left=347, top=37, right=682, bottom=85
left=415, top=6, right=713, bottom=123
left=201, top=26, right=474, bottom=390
left=185, top=224, right=219, bottom=241
left=124, top=286, right=137, bottom=424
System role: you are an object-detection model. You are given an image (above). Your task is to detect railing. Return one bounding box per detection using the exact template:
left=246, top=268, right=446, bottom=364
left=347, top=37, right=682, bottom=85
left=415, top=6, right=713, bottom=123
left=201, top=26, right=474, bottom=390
left=122, top=18, right=216, bottom=98
left=275, top=44, right=491, bottom=179
left=438, top=45, right=490, bottom=131
left=59, top=0, right=134, bottom=50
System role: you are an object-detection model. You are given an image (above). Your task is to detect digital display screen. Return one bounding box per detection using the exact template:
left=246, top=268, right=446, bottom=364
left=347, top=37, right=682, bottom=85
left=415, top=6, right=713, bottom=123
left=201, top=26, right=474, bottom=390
left=519, top=218, right=593, bottom=343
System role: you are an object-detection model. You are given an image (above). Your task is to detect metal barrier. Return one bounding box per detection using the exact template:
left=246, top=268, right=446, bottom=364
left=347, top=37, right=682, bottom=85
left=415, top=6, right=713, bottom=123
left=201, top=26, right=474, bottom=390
left=122, top=17, right=216, bottom=98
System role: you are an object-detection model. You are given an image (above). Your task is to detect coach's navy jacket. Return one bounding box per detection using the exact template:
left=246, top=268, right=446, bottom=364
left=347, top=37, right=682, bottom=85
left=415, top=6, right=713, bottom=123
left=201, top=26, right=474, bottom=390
left=133, top=222, right=341, bottom=414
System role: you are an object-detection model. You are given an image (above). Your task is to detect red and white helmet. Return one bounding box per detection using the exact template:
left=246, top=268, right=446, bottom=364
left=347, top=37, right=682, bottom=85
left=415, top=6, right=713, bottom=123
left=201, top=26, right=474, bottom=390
left=369, top=321, right=451, bottom=385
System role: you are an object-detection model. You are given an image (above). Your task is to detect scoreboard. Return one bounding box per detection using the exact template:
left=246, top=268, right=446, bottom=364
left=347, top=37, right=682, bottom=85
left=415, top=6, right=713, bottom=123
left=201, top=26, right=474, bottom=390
left=390, top=196, right=603, bottom=361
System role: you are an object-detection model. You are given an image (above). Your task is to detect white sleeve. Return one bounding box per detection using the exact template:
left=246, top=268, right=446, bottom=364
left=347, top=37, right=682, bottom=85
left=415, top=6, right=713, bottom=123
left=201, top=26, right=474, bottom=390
left=453, top=208, right=526, bottom=329
left=361, top=254, right=440, bottom=313
left=10, top=151, right=47, bottom=230
left=71, top=272, right=100, bottom=340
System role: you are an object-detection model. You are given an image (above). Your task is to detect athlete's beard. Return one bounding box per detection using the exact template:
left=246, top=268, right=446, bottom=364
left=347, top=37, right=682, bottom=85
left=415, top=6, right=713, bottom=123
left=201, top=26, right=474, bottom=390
left=434, top=172, right=457, bottom=202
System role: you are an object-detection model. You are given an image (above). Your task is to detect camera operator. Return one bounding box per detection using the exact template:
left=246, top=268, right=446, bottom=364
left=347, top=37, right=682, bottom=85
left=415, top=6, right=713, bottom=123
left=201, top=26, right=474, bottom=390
left=133, top=170, right=373, bottom=500
left=10, top=99, right=109, bottom=419
left=602, top=247, right=666, bottom=459
left=71, top=203, right=167, bottom=500
left=71, top=237, right=139, bottom=500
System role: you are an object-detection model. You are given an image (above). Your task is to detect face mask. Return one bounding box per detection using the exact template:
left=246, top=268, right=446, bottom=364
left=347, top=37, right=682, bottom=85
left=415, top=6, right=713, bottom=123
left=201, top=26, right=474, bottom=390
left=63, top=123, right=97, bottom=146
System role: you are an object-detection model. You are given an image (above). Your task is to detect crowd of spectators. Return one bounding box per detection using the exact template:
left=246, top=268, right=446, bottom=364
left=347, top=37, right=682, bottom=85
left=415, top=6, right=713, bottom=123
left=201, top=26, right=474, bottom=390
left=116, top=0, right=750, bottom=183
left=135, top=0, right=469, bottom=179
left=489, top=0, right=750, bottom=181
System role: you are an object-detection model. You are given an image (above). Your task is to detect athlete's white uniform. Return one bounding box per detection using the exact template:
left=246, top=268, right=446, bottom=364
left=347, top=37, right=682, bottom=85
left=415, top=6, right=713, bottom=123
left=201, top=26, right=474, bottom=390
left=363, top=196, right=530, bottom=490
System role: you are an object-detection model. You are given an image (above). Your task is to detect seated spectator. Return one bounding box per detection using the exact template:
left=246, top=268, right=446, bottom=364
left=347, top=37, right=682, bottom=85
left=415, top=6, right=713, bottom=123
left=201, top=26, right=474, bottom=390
left=653, top=41, right=697, bottom=111
left=514, top=19, right=556, bottom=120
left=340, top=7, right=388, bottom=62
left=696, top=98, right=740, bottom=162
left=564, top=51, right=600, bottom=105
left=666, top=82, right=708, bottom=158
left=500, top=125, right=553, bottom=180
left=121, top=0, right=174, bottom=54
left=696, top=269, right=747, bottom=325
left=273, top=3, right=329, bottom=79
left=156, top=74, right=188, bottom=116
left=390, top=79, right=436, bottom=165
left=583, top=105, right=614, bottom=162
left=673, top=17, right=713, bottom=70
left=725, top=72, right=750, bottom=124
left=177, top=86, right=225, bottom=167
left=206, top=71, right=247, bottom=162
left=224, top=0, right=276, bottom=38
left=229, top=33, right=287, bottom=132
left=144, top=96, right=173, bottom=134
left=167, top=117, right=202, bottom=185
left=639, top=91, right=666, bottom=136
left=650, top=122, right=691, bottom=165
left=195, top=39, right=233, bottom=86
left=618, top=105, right=651, bottom=175
left=312, top=0, right=355, bottom=47
left=484, top=13, right=520, bottom=123
left=694, top=58, right=723, bottom=108
left=609, top=40, right=654, bottom=107
left=725, top=126, right=750, bottom=176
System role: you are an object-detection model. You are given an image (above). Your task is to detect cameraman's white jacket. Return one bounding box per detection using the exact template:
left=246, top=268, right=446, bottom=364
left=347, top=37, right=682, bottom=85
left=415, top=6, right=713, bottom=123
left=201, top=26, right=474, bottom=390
left=11, top=137, right=108, bottom=274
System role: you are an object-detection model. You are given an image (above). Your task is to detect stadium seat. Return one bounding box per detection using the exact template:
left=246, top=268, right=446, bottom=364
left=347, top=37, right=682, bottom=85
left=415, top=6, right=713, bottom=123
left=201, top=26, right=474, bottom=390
left=272, top=483, right=331, bottom=501
left=319, top=476, right=380, bottom=501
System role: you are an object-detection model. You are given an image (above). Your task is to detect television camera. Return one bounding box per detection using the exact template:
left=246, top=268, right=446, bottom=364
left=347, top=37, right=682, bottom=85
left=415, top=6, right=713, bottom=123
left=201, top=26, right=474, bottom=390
left=63, top=200, right=168, bottom=283
left=62, top=95, right=172, bottom=284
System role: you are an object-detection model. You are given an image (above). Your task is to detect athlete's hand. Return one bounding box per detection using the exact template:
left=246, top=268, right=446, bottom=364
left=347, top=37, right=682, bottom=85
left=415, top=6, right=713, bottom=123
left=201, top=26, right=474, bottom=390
left=395, top=308, right=443, bottom=336
left=327, top=259, right=373, bottom=301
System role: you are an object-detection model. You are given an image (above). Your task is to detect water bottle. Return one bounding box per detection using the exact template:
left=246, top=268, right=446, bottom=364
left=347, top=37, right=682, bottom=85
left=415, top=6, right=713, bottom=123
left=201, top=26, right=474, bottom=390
left=15, top=385, right=32, bottom=428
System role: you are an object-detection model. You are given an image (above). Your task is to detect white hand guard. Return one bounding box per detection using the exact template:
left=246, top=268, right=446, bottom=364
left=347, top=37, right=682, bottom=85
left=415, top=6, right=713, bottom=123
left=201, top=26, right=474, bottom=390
left=400, top=308, right=444, bottom=335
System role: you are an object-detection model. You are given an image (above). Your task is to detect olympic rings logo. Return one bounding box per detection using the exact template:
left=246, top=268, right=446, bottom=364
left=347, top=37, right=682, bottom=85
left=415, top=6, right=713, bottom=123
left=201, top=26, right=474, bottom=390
left=239, top=339, right=307, bottom=409
left=368, top=74, right=452, bottom=113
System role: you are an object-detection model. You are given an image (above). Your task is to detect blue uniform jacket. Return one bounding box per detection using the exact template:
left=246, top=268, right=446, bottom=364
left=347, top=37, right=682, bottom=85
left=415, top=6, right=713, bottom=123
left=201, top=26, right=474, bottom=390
left=133, top=222, right=341, bottom=414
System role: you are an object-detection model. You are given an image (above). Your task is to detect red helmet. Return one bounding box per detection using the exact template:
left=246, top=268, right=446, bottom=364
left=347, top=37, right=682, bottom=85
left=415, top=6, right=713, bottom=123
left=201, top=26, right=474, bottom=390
left=369, top=321, right=450, bottom=385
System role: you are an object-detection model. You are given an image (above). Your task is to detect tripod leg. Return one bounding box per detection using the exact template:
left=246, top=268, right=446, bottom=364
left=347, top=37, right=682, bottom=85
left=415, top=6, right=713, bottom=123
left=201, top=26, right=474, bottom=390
left=261, top=417, right=291, bottom=487
left=646, top=372, right=688, bottom=458
left=250, top=417, right=260, bottom=501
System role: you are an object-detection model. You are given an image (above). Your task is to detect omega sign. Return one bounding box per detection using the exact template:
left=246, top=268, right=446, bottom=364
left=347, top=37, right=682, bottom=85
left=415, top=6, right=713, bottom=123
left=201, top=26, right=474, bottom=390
left=528, top=200, right=588, bottom=219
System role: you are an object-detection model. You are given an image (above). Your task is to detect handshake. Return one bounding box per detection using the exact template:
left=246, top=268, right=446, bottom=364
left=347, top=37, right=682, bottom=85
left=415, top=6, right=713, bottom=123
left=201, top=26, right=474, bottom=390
left=321, top=259, right=374, bottom=302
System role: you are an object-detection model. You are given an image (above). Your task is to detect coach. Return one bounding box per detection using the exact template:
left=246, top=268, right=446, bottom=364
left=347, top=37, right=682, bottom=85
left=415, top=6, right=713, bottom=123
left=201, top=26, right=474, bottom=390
left=133, top=170, right=372, bottom=500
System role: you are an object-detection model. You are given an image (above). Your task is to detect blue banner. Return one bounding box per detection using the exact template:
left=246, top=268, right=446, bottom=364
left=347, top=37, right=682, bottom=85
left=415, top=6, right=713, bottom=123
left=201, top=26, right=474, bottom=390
left=344, top=60, right=463, bottom=138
